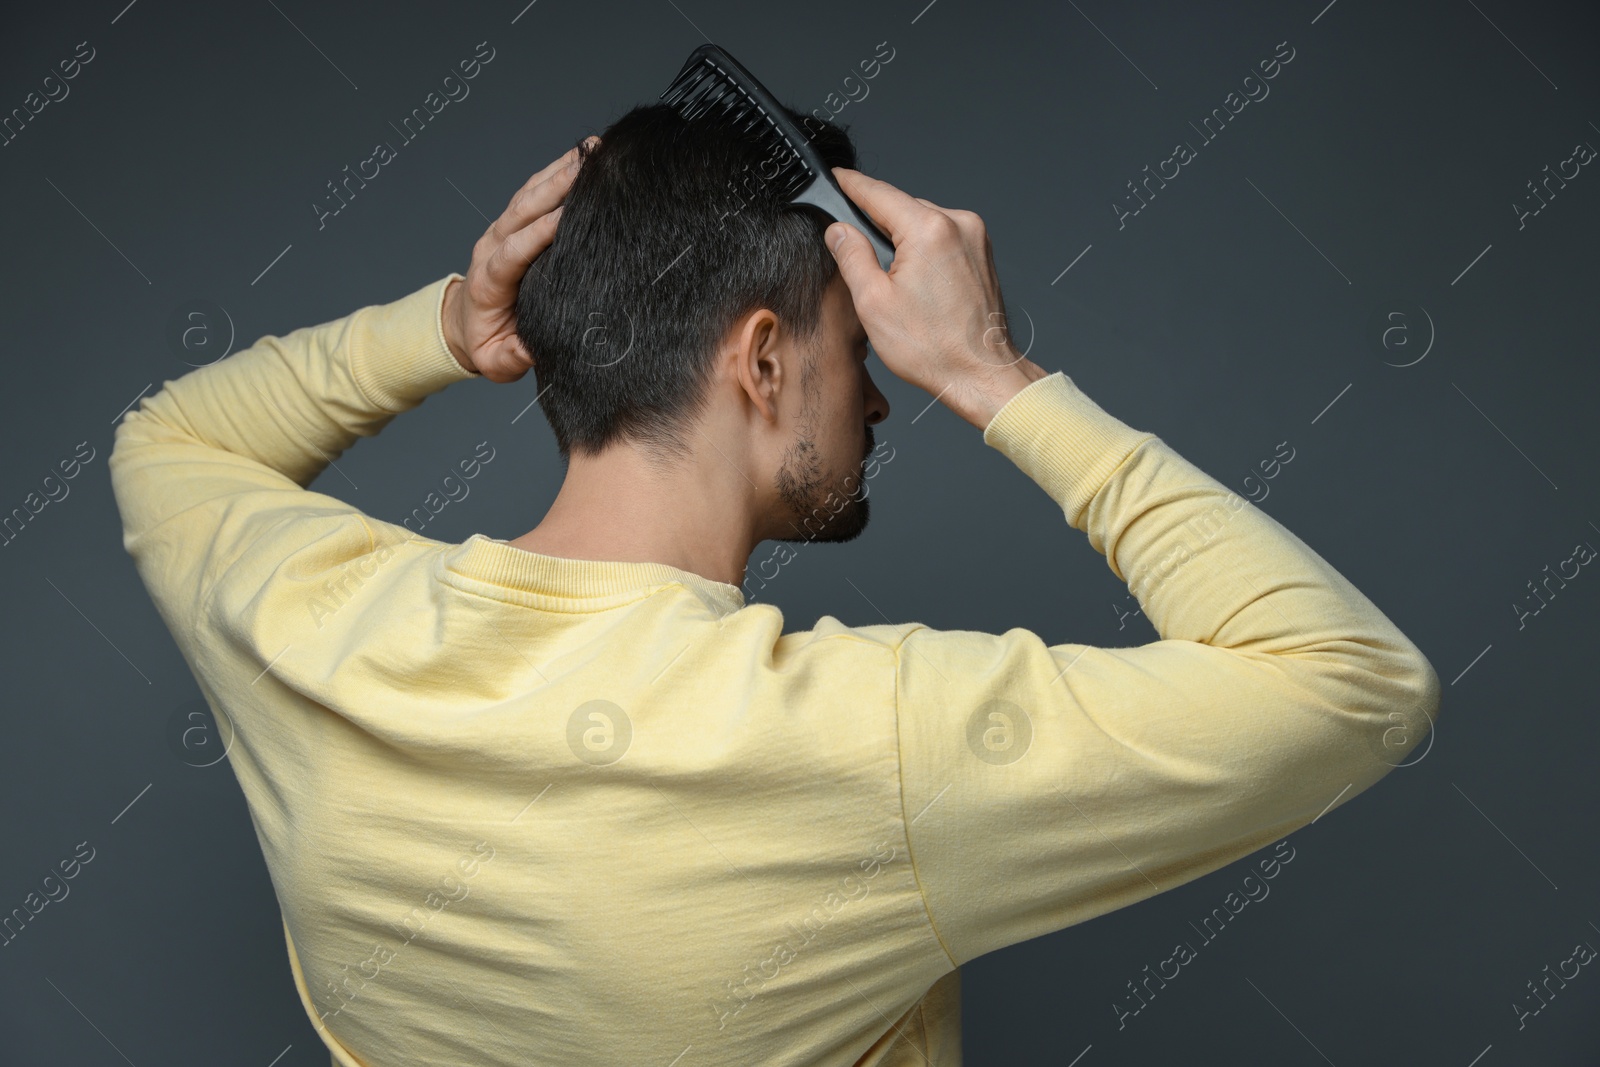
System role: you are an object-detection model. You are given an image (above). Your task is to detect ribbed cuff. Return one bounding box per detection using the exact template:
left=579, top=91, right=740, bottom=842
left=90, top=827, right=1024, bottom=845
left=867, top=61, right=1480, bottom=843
left=981, top=371, right=1156, bottom=529
left=351, top=272, right=478, bottom=412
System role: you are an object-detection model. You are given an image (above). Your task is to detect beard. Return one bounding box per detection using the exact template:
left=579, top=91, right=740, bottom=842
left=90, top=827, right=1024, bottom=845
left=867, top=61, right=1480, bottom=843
left=773, top=426, right=874, bottom=545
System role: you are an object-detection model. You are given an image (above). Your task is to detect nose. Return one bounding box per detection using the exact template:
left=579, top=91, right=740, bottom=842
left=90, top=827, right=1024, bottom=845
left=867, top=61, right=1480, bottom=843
left=863, top=367, right=890, bottom=426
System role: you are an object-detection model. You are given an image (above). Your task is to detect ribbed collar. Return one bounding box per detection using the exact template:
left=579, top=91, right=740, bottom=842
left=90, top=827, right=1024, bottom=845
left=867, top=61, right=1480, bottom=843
left=437, top=533, right=746, bottom=618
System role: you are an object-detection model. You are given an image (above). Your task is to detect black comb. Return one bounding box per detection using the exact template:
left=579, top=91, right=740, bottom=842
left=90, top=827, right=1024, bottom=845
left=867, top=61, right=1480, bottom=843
left=659, top=43, right=896, bottom=272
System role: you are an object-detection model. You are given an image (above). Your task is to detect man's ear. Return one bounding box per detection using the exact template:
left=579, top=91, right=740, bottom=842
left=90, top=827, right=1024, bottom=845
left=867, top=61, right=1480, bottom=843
left=730, top=309, right=784, bottom=424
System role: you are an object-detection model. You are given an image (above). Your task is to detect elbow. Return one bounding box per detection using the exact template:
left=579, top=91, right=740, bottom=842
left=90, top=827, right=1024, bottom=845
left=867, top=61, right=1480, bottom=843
left=1292, top=631, right=1441, bottom=773
left=1412, top=650, right=1442, bottom=726
left=1396, top=638, right=1442, bottom=730
left=1362, top=642, right=1441, bottom=772
left=110, top=407, right=147, bottom=467
left=1406, top=647, right=1441, bottom=726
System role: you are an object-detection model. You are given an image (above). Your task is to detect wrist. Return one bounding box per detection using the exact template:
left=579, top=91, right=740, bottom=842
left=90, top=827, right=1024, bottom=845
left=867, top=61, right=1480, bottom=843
left=958, top=358, right=1050, bottom=432
left=441, top=277, right=474, bottom=373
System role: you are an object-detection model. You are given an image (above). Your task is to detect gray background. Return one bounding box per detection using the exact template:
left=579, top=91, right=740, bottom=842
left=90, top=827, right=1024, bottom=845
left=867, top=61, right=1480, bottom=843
left=2, top=0, right=1596, bottom=1063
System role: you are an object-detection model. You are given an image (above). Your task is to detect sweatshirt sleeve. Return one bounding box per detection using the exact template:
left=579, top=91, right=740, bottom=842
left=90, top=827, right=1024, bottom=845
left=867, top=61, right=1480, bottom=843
left=109, top=272, right=474, bottom=637
left=893, top=371, right=1441, bottom=968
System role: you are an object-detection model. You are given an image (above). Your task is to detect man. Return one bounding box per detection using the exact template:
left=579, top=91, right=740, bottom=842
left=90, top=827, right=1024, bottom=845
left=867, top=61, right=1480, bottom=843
left=111, top=100, right=1440, bottom=1066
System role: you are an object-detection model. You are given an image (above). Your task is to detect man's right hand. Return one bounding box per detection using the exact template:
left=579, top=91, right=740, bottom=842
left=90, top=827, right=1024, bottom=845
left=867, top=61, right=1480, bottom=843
left=825, top=167, right=1050, bottom=431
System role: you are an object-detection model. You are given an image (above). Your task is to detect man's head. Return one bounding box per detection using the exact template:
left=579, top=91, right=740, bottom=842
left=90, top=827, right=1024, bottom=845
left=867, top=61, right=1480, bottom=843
left=515, top=102, right=890, bottom=549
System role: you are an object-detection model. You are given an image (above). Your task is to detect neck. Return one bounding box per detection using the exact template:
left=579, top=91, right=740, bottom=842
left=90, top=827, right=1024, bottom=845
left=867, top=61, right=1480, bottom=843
left=505, top=442, right=761, bottom=590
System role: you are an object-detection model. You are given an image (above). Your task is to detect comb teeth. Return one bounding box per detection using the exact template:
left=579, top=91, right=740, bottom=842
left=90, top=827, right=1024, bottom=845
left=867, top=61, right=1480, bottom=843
left=661, top=55, right=812, bottom=201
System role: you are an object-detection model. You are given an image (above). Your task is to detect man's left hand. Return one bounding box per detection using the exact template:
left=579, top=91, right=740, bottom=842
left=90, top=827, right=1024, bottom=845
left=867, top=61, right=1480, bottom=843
left=443, top=136, right=599, bottom=382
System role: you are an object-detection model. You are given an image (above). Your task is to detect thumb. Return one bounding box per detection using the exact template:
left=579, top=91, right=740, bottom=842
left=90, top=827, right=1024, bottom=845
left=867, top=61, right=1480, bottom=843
left=825, top=222, right=885, bottom=304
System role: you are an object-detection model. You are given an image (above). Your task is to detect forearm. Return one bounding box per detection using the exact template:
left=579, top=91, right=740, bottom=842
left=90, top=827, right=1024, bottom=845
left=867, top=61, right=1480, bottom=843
left=116, top=273, right=473, bottom=496
left=987, top=372, right=1439, bottom=714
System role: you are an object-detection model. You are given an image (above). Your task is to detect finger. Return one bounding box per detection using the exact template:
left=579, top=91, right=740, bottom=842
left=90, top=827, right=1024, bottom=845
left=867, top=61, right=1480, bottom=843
left=519, top=136, right=598, bottom=198
left=479, top=337, right=535, bottom=384
left=831, top=166, right=940, bottom=247
left=482, top=204, right=564, bottom=294
left=826, top=221, right=890, bottom=310
left=486, top=136, right=598, bottom=247
left=486, top=154, right=576, bottom=248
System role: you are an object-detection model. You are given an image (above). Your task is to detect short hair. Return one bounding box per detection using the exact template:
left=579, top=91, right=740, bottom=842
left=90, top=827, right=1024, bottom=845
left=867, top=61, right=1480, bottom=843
left=515, top=101, right=860, bottom=466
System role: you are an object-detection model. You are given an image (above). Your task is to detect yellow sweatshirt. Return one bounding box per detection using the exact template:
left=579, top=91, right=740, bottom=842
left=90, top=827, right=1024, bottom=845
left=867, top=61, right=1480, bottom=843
left=110, top=272, right=1440, bottom=1066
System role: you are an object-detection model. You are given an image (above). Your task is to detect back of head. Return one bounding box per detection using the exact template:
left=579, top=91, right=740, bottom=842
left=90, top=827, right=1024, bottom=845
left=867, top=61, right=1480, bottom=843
left=515, top=101, right=859, bottom=466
